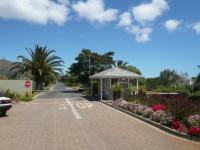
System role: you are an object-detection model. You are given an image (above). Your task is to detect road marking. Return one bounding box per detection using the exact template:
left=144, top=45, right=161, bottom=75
left=76, top=103, right=87, bottom=109
left=65, top=98, right=82, bottom=120
left=76, top=102, right=94, bottom=109
left=58, top=104, right=67, bottom=110
left=84, top=102, right=93, bottom=109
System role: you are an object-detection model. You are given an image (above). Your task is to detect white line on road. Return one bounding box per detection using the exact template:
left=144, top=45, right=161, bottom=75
left=65, top=98, right=82, bottom=120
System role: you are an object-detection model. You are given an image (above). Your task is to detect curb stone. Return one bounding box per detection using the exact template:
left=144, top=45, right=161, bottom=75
left=100, top=101, right=200, bottom=142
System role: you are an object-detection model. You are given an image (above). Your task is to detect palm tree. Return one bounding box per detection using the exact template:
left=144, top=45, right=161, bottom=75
left=11, top=45, right=64, bottom=89
left=115, top=60, right=128, bottom=68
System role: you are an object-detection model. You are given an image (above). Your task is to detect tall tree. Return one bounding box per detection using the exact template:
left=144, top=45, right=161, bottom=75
left=11, top=45, right=64, bottom=89
left=116, top=60, right=142, bottom=75
left=68, top=49, right=115, bottom=85
left=116, top=60, right=128, bottom=68
left=159, top=69, right=181, bottom=86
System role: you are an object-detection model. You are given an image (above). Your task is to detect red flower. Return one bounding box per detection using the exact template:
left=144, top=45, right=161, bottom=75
left=151, top=104, right=167, bottom=112
left=188, top=127, right=200, bottom=136
left=171, top=120, right=187, bottom=132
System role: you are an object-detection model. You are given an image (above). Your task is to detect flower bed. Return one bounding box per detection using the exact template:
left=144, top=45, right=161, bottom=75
left=112, top=99, right=200, bottom=137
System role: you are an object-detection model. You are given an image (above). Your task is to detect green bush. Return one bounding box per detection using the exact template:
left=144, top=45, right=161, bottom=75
left=3, top=89, right=32, bottom=102
left=20, top=95, right=32, bottom=102
left=124, top=89, right=135, bottom=102
left=112, top=84, right=122, bottom=100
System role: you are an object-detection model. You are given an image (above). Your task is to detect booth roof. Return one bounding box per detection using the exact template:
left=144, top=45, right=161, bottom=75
left=89, top=67, right=143, bottom=79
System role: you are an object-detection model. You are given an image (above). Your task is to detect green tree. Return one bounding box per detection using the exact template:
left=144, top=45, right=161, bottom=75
left=68, top=49, right=115, bottom=85
left=11, top=45, right=64, bottom=89
left=159, top=69, right=180, bottom=86
left=116, top=60, right=142, bottom=75
left=146, top=77, right=161, bottom=90
left=125, top=65, right=142, bottom=75
left=116, top=60, right=128, bottom=68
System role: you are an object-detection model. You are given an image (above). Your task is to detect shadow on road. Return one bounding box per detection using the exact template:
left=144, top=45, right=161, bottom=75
left=81, top=96, right=99, bottom=101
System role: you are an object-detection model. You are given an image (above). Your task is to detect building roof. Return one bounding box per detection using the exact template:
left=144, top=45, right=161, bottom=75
left=89, top=67, right=143, bottom=79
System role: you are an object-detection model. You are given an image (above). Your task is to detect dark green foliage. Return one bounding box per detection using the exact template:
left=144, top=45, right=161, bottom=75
left=68, top=49, right=115, bottom=85
left=159, top=69, right=182, bottom=86
left=112, top=84, right=122, bottom=100
left=146, top=77, right=161, bottom=90
left=65, top=75, right=79, bottom=87
left=116, top=60, right=142, bottom=75
left=194, top=73, right=200, bottom=91
left=124, top=89, right=135, bottom=102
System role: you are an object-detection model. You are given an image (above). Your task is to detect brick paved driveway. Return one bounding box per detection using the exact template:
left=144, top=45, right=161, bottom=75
left=0, top=84, right=200, bottom=150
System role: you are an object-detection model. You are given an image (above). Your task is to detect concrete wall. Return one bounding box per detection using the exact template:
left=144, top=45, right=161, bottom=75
left=0, top=80, right=32, bottom=95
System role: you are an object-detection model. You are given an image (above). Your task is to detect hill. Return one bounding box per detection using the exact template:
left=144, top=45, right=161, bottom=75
left=0, top=59, right=13, bottom=78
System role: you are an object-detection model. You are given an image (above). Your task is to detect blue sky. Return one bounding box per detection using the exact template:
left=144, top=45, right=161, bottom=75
left=0, top=0, right=200, bottom=78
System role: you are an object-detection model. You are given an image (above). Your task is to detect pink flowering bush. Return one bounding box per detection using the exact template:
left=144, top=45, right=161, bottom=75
left=142, top=107, right=154, bottom=118
left=188, top=127, right=200, bottom=136
left=187, top=114, right=200, bottom=128
left=151, top=104, right=167, bottom=112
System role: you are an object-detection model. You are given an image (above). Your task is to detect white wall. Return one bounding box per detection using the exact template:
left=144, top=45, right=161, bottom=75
left=0, top=80, right=32, bottom=95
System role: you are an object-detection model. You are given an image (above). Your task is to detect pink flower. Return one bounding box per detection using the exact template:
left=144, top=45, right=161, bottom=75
left=151, top=104, right=167, bottom=112
left=188, top=127, right=200, bottom=136
left=171, top=120, right=187, bottom=132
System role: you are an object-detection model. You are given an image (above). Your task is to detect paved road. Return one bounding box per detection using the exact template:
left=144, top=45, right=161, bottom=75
left=0, top=83, right=200, bottom=150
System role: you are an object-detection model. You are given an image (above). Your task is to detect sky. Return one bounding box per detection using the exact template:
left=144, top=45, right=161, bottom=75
left=0, top=0, right=200, bottom=78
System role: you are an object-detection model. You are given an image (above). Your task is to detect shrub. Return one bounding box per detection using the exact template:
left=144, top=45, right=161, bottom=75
left=113, top=99, right=126, bottom=107
left=134, top=105, right=148, bottom=115
left=20, top=95, right=32, bottom=102
left=120, top=102, right=130, bottom=110
left=112, top=84, right=122, bottom=100
left=150, top=110, right=166, bottom=123
left=142, top=107, right=154, bottom=118
left=128, top=103, right=140, bottom=112
left=151, top=104, right=167, bottom=112
left=187, top=114, right=200, bottom=128
left=188, top=127, right=200, bottom=136
left=160, top=113, right=175, bottom=126
left=124, top=90, right=135, bottom=102
left=167, top=97, right=194, bottom=121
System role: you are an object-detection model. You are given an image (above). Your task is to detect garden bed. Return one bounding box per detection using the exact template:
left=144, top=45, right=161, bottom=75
left=101, top=99, right=200, bottom=141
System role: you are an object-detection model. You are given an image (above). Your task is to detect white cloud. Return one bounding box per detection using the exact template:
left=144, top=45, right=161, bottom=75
left=72, top=0, right=118, bottom=24
left=193, top=22, right=200, bottom=34
left=164, top=19, right=181, bottom=32
left=0, top=0, right=70, bottom=25
left=135, top=27, right=152, bottom=43
left=132, top=0, right=168, bottom=24
left=118, top=12, right=132, bottom=27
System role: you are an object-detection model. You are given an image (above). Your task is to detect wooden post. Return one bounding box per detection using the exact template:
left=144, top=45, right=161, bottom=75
left=128, top=78, right=130, bottom=89
left=110, top=78, right=111, bottom=89
left=136, top=78, right=139, bottom=94
left=100, top=78, right=103, bottom=100
left=90, top=79, right=92, bottom=96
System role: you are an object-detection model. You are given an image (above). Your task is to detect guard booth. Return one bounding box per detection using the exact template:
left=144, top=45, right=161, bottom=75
left=90, top=67, right=143, bottom=100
